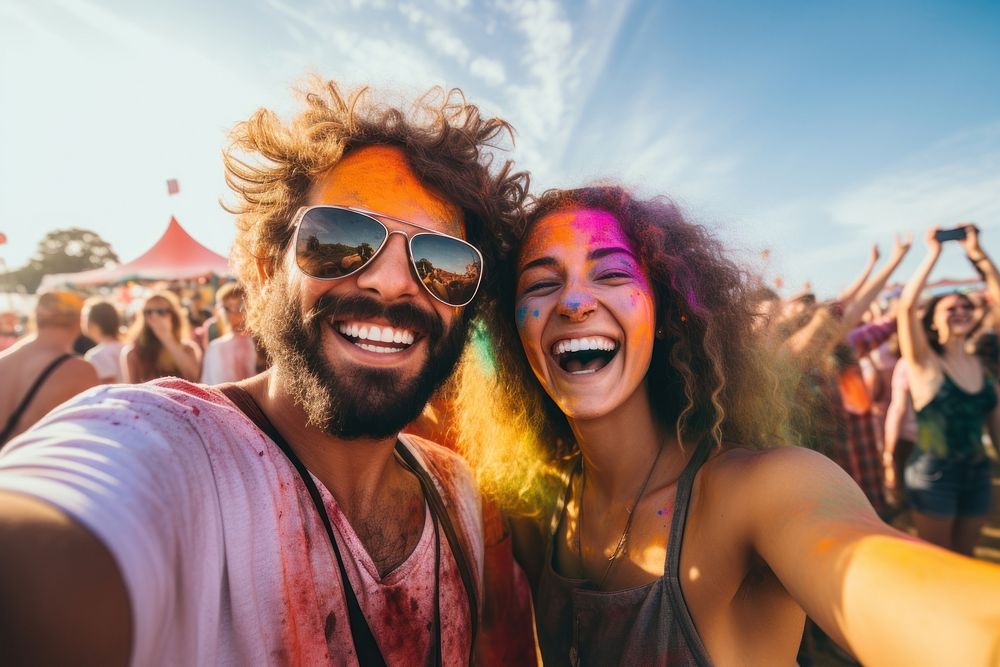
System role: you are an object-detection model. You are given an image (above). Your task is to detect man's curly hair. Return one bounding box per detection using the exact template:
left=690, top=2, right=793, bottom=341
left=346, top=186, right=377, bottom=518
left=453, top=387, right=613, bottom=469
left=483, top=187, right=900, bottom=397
left=453, top=185, right=792, bottom=512
left=223, top=78, right=529, bottom=335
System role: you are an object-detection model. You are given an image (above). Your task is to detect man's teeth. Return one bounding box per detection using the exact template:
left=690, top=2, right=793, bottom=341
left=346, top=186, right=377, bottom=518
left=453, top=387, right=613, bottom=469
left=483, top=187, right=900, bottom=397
left=551, top=336, right=617, bottom=355
left=337, top=322, right=416, bottom=345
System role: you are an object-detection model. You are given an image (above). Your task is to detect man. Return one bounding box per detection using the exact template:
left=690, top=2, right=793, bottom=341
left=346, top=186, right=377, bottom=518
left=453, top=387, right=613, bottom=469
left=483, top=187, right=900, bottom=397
left=0, top=80, right=527, bottom=664
left=200, top=282, right=258, bottom=384
left=0, top=291, right=98, bottom=446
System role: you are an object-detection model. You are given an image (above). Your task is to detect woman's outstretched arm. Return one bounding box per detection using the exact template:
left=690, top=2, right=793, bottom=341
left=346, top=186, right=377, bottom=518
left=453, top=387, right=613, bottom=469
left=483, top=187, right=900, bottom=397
left=745, top=446, right=1000, bottom=666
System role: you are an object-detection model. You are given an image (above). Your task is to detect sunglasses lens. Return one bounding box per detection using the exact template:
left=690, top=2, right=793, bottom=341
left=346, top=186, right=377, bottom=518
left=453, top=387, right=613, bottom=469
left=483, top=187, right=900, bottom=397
left=296, top=208, right=386, bottom=279
left=411, top=234, right=482, bottom=306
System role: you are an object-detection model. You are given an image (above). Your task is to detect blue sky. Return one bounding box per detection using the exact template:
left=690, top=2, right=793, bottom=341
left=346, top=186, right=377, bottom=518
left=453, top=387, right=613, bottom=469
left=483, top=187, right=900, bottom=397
left=1, top=0, right=998, bottom=296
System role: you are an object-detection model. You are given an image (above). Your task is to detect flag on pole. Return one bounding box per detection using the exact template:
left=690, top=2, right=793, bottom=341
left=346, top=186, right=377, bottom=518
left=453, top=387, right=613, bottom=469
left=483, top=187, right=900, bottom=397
left=167, top=179, right=180, bottom=195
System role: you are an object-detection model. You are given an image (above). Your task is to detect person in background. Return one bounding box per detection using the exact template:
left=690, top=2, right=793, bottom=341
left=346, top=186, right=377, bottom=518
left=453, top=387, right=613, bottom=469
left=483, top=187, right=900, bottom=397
left=81, top=298, right=125, bottom=384
left=897, top=224, right=1000, bottom=555
left=122, top=290, right=201, bottom=383
left=200, top=283, right=257, bottom=384
left=0, top=291, right=98, bottom=447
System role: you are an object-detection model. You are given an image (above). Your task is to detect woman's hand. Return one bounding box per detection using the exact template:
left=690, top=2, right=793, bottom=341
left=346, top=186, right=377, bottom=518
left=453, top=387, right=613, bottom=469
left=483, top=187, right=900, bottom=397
left=892, top=232, right=913, bottom=261
left=962, top=223, right=984, bottom=259
left=146, top=312, right=175, bottom=344
left=925, top=226, right=943, bottom=255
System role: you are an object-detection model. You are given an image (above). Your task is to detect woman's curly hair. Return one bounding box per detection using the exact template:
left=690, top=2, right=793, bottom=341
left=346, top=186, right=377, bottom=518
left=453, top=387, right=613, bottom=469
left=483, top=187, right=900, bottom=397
left=223, top=78, right=529, bottom=335
left=453, top=185, right=791, bottom=512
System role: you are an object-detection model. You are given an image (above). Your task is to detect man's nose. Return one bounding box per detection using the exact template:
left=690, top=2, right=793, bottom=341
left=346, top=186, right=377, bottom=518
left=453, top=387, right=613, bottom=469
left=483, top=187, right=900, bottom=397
left=556, top=288, right=596, bottom=322
left=354, top=232, right=420, bottom=301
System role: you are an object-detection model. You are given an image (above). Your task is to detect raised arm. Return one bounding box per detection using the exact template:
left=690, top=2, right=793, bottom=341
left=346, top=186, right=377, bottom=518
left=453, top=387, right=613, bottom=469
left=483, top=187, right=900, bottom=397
left=963, top=225, right=1000, bottom=325
left=785, top=235, right=911, bottom=367
left=839, top=233, right=912, bottom=330
left=897, top=228, right=942, bottom=367
left=838, top=244, right=880, bottom=303
left=748, top=447, right=1000, bottom=666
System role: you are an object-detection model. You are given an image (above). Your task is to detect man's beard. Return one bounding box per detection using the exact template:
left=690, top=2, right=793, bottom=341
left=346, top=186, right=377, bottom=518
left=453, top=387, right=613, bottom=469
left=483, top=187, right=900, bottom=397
left=256, top=277, right=471, bottom=439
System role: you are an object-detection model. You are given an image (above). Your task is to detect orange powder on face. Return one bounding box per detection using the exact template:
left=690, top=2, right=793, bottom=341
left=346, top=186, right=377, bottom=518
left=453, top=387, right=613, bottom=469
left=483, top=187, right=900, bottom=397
left=310, top=145, right=465, bottom=238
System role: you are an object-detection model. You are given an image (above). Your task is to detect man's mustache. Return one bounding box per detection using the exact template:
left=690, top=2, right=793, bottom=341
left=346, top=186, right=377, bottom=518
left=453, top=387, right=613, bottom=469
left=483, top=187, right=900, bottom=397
left=303, top=293, right=444, bottom=341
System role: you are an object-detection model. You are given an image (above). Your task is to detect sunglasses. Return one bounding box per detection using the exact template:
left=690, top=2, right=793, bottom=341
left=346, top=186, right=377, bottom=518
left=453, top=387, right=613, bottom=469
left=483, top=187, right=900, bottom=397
left=143, top=308, right=172, bottom=317
left=291, top=205, right=483, bottom=307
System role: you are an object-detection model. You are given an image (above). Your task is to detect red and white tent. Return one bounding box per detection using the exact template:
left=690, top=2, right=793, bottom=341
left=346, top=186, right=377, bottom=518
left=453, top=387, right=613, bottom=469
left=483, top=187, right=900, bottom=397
left=40, top=217, right=230, bottom=289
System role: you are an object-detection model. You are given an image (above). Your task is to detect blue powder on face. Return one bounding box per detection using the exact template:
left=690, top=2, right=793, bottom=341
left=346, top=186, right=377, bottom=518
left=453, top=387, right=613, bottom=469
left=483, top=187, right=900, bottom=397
left=516, top=304, right=529, bottom=327
left=532, top=309, right=540, bottom=318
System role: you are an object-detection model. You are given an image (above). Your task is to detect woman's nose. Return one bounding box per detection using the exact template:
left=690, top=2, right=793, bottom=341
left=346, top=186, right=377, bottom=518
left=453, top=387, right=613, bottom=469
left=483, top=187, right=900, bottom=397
left=556, top=291, right=596, bottom=322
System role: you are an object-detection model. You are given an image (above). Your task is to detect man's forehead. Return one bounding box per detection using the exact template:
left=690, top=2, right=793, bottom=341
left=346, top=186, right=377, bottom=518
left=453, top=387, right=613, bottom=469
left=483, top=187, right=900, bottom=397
left=308, top=145, right=465, bottom=238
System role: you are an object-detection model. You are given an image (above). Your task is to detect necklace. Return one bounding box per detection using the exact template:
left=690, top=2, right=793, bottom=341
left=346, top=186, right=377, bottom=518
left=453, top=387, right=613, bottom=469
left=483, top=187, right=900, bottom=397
left=577, top=443, right=665, bottom=589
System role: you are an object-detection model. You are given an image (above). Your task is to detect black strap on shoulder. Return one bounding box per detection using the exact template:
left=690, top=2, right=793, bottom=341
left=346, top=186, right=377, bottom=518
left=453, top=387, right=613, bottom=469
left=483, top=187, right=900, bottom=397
left=218, top=384, right=388, bottom=666
left=0, top=353, right=74, bottom=447
left=395, top=440, right=480, bottom=655
left=219, top=384, right=477, bottom=665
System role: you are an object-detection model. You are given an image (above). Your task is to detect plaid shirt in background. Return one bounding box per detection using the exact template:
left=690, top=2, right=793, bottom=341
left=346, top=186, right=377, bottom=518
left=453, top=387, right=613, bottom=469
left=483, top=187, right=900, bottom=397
left=829, top=318, right=897, bottom=517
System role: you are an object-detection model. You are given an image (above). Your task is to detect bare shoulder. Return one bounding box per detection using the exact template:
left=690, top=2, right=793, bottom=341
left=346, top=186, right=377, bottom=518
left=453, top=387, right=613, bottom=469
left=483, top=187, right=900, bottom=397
left=699, top=444, right=876, bottom=525
left=398, top=433, right=476, bottom=493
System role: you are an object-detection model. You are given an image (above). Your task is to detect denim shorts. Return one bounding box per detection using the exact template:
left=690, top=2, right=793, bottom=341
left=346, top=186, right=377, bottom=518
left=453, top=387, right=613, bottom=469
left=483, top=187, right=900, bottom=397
left=904, top=451, right=993, bottom=518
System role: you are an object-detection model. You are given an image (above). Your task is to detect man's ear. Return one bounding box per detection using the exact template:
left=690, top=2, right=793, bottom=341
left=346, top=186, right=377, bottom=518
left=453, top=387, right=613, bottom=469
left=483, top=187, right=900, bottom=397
left=255, top=256, right=273, bottom=283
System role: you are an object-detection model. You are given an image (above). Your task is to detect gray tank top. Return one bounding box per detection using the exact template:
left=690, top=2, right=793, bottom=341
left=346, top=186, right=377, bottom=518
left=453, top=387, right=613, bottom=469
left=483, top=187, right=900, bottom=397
left=535, top=440, right=713, bottom=666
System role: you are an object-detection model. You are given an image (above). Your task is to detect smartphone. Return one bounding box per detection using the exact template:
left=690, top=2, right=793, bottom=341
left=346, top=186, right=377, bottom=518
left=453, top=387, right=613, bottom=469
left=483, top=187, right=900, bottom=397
left=935, top=227, right=967, bottom=242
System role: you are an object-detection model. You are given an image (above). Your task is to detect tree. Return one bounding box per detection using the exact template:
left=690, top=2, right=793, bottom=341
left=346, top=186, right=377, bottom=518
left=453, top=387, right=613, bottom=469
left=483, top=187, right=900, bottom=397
left=0, top=228, right=119, bottom=293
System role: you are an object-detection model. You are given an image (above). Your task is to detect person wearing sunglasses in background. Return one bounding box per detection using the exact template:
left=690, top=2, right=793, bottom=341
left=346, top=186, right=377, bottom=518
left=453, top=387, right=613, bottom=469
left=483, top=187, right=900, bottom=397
left=122, top=290, right=202, bottom=383
left=0, top=79, right=529, bottom=665
left=200, top=282, right=260, bottom=384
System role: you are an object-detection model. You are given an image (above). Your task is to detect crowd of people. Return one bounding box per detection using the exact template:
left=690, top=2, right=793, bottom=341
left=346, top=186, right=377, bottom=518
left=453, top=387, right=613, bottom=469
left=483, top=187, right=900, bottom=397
left=0, top=282, right=265, bottom=446
left=0, top=78, right=998, bottom=666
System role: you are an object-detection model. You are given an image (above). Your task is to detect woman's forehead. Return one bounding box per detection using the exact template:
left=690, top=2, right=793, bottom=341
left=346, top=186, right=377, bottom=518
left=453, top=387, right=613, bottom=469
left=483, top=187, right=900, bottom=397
left=520, top=207, right=629, bottom=260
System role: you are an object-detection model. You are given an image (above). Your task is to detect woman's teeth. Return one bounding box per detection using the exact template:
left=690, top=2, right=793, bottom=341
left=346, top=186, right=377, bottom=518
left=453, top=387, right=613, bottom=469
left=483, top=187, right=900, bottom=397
left=551, top=336, right=617, bottom=355
left=550, top=336, right=619, bottom=374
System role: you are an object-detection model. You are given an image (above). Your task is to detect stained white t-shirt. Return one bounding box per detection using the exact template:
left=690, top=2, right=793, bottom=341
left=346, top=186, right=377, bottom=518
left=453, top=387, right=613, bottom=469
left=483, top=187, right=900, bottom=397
left=84, top=341, right=125, bottom=383
left=0, top=379, right=483, bottom=666
left=201, top=333, right=258, bottom=385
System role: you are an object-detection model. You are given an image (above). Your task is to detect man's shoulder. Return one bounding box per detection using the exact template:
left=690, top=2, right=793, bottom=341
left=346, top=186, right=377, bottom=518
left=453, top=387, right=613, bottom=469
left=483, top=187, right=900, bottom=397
left=398, top=432, right=471, bottom=481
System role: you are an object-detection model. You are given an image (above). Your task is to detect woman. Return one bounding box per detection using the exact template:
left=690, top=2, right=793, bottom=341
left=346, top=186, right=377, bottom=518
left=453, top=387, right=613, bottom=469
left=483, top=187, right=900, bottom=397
left=896, top=225, right=1000, bottom=555
left=122, top=291, right=201, bottom=383
left=457, top=187, right=1000, bottom=665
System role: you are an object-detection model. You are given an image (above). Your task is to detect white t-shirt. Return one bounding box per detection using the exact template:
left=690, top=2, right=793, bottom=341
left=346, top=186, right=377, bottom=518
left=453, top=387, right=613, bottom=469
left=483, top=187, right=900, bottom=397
left=0, top=379, right=483, bottom=666
left=201, top=333, right=258, bottom=385
left=84, top=341, right=125, bottom=383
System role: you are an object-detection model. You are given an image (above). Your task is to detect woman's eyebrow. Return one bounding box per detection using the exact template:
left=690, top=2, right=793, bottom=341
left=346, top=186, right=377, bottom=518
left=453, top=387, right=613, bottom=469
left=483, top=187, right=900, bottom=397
left=520, top=256, right=558, bottom=272
left=589, top=246, right=635, bottom=261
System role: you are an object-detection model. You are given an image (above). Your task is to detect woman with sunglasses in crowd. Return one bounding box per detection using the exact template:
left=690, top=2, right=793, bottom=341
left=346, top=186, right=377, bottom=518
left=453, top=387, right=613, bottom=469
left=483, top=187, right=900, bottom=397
left=123, top=290, right=201, bottom=383
left=455, top=186, right=1000, bottom=666
left=895, top=224, right=1000, bottom=555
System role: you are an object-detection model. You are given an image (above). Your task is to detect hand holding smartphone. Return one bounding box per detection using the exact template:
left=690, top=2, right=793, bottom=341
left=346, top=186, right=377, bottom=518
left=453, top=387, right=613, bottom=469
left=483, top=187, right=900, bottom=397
left=934, top=227, right=968, bottom=242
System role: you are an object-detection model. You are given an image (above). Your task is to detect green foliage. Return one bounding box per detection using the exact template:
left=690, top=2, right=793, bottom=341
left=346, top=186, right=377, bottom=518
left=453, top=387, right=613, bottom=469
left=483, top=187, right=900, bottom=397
left=0, top=228, right=119, bottom=293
